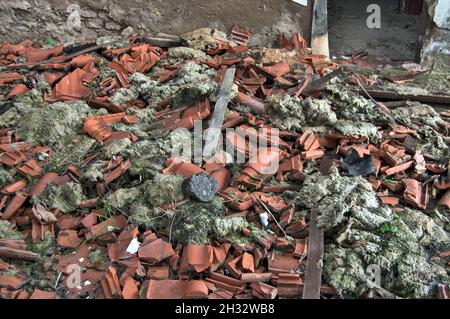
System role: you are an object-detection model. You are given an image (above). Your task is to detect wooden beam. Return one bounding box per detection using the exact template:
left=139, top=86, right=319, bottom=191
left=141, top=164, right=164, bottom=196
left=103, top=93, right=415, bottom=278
left=0, top=246, right=39, bottom=262
left=350, top=88, right=450, bottom=105
left=303, top=209, right=324, bottom=299
left=311, top=0, right=330, bottom=59
left=203, top=67, right=236, bottom=159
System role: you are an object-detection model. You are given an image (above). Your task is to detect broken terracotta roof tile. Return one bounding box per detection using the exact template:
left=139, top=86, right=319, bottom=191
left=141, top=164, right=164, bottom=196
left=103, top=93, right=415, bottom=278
left=1, top=192, right=27, bottom=220
left=16, top=159, right=41, bottom=177
left=225, top=254, right=243, bottom=278
left=0, top=141, right=30, bottom=153
left=253, top=192, right=287, bottom=213
left=251, top=282, right=278, bottom=299
left=298, top=131, right=321, bottom=151
left=241, top=252, right=255, bottom=273
left=89, top=215, right=127, bottom=239
left=0, top=240, right=38, bottom=262
left=257, top=234, right=275, bottom=250
left=240, top=273, right=273, bottom=283
left=51, top=68, right=93, bottom=101
left=122, top=276, right=139, bottom=299
left=6, top=83, right=28, bottom=99
left=211, top=243, right=231, bottom=272
left=381, top=179, right=404, bottom=193
left=268, top=252, right=299, bottom=274
left=146, top=279, right=209, bottom=299
left=302, top=149, right=325, bottom=160
left=434, top=178, right=450, bottom=190
left=162, top=158, right=204, bottom=177
left=0, top=150, right=26, bottom=166
left=276, top=273, right=303, bottom=298
left=276, top=155, right=303, bottom=181
left=2, top=179, right=27, bottom=194
left=236, top=148, right=285, bottom=189
left=234, top=92, right=266, bottom=115
left=210, top=168, right=231, bottom=192
left=56, top=229, right=80, bottom=249
left=402, top=179, right=428, bottom=210
left=208, top=289, right=234, bottom=299
left=0, top=72, right=23, bottom=85
left=206, top=272, right=245, bottom=295
left=56, top=215, right=82, bottom=230
left=378, top=196, right=400, bottom=207
left=279, top=32, right=307, bottom=50
left=275, top=237, right=295, bottom=252
left=137, top=238, right=175, bottom=264
left=81, top=212, right=98, bottom=229
left=29, top=172, right=60, bottom=196
left=0, top=275, right=26, bottom=290
left=102, top=159, right=132, bottom=184
left=102, top=266, right=122, bottom=299
left=384, top=160, right=414, bottom=176
left=438, top=190, right=450, bottom=210
left=43, top=71, right=66, bottom=86
left=29, top=288, right=57, bottom=299
left=183, top=244, right=213, bottom=273
left=147, top=265, right=169, bottom=280
left=25, top=44, right=64, bottom=64
left=231, top=25, right=251, bottom=47
left=218, top=187, right=253, bottom=211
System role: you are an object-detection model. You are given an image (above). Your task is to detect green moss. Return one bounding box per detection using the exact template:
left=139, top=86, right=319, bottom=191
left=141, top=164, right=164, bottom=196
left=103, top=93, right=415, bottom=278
left=129, top=203, right=168, bottom=229
left=266, top=94, right=305, bottom=131
left=17, top=101, right=92, bottom=152
left=88, top=248, right=108, bottom=268
left=0, top=220, right=23, bottom=240
left=181, top=27, right=225, bottom=51
left=104, top=186, right=142, bottom=210
left=325, top=83, right=391, bottom=125
left=0, top=169, right=13, bottom=189
left=143, top=173, right=185, bottom=208
left=103, top=138, right=132, bottom=158
left=333, top=120, right=380, bottom=140
left=28, top=232, right=55, bottom=257
left=43, top=36, right=56, bottom=46
left=170, top=197, right=225, bottom=244
left=38, top=182, right=84, bottom=213
left=129, top=63, right=217, bottom=108
left=168, top=47, right=210, bottom=63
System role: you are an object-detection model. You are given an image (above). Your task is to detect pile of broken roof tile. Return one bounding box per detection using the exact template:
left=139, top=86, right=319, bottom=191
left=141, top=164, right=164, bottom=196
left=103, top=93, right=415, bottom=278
left=0, top=26, right=448, bottom=300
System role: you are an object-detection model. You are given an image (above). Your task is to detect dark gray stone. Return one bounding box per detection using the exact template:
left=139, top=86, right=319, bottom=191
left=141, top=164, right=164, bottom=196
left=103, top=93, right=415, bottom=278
left=341, top=149, right=374, bottom=177
left=182, top=173, right=218, bottom=202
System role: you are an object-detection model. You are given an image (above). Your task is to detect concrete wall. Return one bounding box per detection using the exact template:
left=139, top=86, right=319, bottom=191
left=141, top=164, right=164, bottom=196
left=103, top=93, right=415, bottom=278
left=0, top=0, right=312, bottom=46
left=420, top=0, right=450, bottom=69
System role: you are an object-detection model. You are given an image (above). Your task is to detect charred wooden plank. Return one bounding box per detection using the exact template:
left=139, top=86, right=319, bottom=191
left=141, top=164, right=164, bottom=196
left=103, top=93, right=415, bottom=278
left=302, top=208, right=324, bottom=299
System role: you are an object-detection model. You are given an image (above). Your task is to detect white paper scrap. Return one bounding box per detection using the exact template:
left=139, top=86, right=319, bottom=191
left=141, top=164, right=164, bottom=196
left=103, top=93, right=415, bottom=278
left=126, top=237, right=141, bottom=254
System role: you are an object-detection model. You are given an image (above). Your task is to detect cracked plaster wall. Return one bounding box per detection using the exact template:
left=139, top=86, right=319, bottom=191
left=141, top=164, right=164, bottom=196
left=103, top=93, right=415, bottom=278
left=0, top=0, right=312, bottom=46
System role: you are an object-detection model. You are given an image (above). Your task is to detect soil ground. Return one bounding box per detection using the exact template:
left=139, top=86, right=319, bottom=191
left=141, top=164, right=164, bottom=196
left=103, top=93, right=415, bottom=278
left=329, top=0, right=424, bottom=61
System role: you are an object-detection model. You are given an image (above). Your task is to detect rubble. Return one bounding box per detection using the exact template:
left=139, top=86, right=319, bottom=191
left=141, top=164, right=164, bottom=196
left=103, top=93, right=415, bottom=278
left=0, top=26, right=448, bottom=300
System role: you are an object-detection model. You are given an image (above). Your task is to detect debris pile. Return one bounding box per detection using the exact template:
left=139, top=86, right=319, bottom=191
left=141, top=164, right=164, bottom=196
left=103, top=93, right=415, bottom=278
left=0, top=27, right=448, bottom=299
